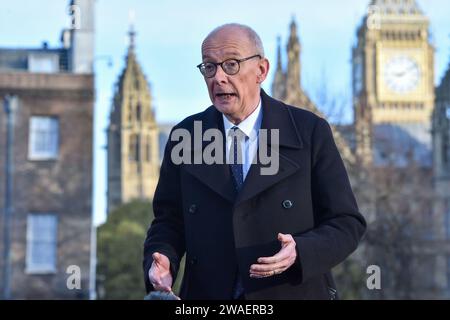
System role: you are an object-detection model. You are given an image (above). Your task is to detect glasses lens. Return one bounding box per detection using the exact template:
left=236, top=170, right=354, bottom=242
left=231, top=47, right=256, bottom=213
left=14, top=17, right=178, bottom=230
left=222, top=59, right=239, bottom=75
left=202, top=63, right=216, bottom=77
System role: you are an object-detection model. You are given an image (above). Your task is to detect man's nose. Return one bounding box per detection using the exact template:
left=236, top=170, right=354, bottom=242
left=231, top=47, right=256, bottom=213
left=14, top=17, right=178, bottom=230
left=213, top=65, right=228, bottom=84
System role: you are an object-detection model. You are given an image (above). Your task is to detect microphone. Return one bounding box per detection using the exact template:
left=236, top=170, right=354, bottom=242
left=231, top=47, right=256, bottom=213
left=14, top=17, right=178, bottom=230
left=144, top=291, right=180, bottom=300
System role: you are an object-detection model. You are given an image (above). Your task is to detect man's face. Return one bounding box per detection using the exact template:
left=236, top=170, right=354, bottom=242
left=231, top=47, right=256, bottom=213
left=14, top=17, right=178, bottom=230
left=201, top=28, right=269, bottom=123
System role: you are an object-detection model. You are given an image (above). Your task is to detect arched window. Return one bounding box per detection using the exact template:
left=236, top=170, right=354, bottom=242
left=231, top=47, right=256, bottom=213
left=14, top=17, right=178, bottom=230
left=135, top=134, right=140, bottom=161
left=128, top=98, right=133, bottom=122
left=146, top=135, right=151, bottom=162
left=129, top=134, right=140, bottom=162
left=128, top=135, right=135, bottom=161
left=136, top=103, right=142, bottom=122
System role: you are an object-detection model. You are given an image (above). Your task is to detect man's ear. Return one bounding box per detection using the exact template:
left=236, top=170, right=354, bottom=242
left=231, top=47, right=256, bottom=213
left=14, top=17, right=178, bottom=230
left=257, top=58, right=270, bottom=83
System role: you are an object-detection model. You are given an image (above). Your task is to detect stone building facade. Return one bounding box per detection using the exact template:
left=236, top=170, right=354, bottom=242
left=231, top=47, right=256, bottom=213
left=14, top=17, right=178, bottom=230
left=273, top=0, right=449, bottom=298
left=0, top=0, right=94, bottom=299
left=432, top=60, right=450, bottom=297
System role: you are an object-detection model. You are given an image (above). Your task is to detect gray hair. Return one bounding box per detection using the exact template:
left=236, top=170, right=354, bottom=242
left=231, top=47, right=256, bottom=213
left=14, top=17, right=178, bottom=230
left=203, top=23, right=265, bottom=57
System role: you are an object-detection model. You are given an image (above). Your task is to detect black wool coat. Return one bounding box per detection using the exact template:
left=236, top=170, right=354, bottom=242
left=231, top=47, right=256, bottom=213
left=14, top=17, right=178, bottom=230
left=143, top=90, right=366, bottom=300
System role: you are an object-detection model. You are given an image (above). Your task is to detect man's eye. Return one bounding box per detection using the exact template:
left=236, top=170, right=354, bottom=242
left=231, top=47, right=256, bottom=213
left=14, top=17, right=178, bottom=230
left=224, top=61, right=238, bottom=68
left=204, top=64, right=215, bottom=72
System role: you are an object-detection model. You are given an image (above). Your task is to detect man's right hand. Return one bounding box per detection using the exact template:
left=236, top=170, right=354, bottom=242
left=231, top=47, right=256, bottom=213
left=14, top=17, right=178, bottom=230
left=149, top=252, right=173, bottom=292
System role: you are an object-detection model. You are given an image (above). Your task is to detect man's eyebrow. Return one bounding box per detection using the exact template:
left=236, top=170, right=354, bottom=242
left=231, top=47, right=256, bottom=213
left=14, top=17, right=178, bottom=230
left=202, top=52, right=242, bottom=61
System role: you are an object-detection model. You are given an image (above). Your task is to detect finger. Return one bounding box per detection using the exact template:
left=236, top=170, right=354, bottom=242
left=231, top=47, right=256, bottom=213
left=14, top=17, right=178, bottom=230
left=153, top=284, right=172, bottom=292
left=257, top=245, right=293, bottom=264
left=149, top=267, right=162, bottom=285
left=152, top=252, right=171, bottom=271
left=152, top=252, right=161, bottom=262
left=251, top=251, right=292, bottom=270
left=255, top=234, right=295, bottom=265
left=250, top=272, right=273, bottom=278
left=250, top=247, right=297, bottom=274
left=278, top=234, right=296, bottom=249
left=258, top=239, right=296, bottom=264
left=152, top=252, right=161, bottom=267
left=149, top=261, right=168, bottom=284
left=250, top=258, right=290, bottom=273
left=250, top=261, right=291, bottom=276
left=250, top=267, right=288, bottom=278
left=278, top=233, right=293, bottom=244
left=150, top=275, right=173, bottom=292
left=250, top=265, right=290, bottom=278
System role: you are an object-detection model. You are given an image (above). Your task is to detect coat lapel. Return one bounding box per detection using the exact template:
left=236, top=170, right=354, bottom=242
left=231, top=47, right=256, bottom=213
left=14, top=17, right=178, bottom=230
left=235, top=90, right=304, bottom=206
left=183, top=89, right=304, bottom=205
left=183, top=106, right=237, bottom=203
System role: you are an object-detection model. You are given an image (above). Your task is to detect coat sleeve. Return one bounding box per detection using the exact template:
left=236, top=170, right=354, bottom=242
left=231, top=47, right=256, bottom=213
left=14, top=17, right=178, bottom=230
left=143, top=129, right=186, bottom=293
left=293, top=117, right=366, bottom=283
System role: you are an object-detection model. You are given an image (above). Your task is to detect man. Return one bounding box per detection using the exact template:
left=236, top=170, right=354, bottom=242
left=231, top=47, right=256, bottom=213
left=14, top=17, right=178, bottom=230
left=143, top=23, right=366, bottom=300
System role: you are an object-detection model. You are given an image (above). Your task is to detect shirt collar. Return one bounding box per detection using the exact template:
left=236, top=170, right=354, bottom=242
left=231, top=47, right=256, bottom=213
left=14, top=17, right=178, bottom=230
left=222, top=99, right=262, bottom=142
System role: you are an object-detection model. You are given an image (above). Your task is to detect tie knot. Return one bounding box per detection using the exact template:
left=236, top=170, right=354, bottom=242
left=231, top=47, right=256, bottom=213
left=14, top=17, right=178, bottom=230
left=229, top=126, right=247, bottom=140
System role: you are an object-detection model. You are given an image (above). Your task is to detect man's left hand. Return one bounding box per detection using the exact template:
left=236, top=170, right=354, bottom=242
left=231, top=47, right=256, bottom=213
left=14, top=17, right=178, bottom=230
left=249, top=233, right=297, bottom=278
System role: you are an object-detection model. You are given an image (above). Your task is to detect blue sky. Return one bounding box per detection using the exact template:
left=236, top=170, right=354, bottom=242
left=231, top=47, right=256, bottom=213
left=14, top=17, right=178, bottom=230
left=1, top=0, right=449, bottom=226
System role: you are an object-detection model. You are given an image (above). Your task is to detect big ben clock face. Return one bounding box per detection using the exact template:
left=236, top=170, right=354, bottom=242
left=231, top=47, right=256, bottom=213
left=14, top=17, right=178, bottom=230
left=384, top=55, right=421, bottom=94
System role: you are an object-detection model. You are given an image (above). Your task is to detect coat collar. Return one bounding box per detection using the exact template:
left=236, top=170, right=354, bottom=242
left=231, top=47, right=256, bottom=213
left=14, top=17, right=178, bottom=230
left=235, top=89, right=303, bottom=205
left=184, top=89, right=304, bottom=205
left=259, top=89, right=303, bottom=149
left=182, top=104, right=237, bottom=203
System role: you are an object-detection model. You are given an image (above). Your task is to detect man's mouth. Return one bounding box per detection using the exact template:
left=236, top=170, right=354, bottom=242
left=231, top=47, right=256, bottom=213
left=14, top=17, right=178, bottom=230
left=215, top=92, right=237, bottom=99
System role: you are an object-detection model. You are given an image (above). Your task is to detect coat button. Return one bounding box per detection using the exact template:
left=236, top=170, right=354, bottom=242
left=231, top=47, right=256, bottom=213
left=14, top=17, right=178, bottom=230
left=282, top=200, right=293, bottom=209
left=188, top=204, right=197, bottom=214
left=189, top=258, right=197, bottom=266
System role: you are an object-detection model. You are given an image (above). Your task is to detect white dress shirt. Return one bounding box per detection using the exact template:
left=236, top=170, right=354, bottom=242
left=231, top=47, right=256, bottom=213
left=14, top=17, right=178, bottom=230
left=223, top=99, right=262, bottom=180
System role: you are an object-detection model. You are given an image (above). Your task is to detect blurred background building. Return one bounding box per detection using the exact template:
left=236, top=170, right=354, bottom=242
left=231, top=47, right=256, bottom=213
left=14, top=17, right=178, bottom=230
left=272, top=0, right=450, bottom=299
left=106, top=27, right=160, bottom=214
left=1, top=0, right=450, bottom=299
left=432, top=57, right=450, bottom=298
left=0, top=0, right=94, bottom=299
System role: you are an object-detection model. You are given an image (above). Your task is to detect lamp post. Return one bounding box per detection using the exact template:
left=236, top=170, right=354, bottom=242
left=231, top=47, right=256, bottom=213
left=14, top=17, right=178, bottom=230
left=2, top=94, right=18, bottom=300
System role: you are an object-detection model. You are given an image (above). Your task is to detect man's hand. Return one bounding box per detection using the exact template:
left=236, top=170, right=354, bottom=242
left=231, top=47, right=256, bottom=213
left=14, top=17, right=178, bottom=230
left=249, top=233, right=297, bottom=278
left=149, top=252, right=174, bottom=292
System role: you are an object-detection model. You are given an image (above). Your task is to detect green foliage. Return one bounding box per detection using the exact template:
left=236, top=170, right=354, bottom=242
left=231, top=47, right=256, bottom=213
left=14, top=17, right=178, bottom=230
left=96, top=200, right=185, bottom=300
left=333, top=256, right=367, bottom=300
left=96, top=200, right=151, bottom=299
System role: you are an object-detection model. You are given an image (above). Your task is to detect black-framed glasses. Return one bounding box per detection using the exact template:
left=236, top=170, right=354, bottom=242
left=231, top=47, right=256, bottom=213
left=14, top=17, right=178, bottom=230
left=196, top=54, right=261, bottom=78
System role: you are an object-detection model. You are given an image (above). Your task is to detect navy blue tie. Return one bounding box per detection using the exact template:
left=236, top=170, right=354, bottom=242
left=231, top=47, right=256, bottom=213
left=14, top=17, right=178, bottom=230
left=229, top=126, right=245, bottom=191
left=229, top=126, right=245, bottom=299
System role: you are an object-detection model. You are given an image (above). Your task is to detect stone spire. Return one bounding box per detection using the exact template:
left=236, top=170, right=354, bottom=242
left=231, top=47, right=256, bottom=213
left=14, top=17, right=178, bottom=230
left=107, top=27, right=160, bottom=214
left=271, top=36, right=286, bottom=100
left=128, top=24, right=136, bottom=53
left=115, top=25, right=150, bottom=103
left=285, top=17, right=301, bottom=99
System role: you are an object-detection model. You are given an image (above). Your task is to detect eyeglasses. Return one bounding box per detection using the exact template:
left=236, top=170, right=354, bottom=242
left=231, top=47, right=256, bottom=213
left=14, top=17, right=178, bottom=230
left=197, top=54, right=261, bottom=78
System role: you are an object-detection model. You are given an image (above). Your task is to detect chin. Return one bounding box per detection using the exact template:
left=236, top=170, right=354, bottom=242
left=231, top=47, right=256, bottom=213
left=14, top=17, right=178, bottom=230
left=213, top=101, right=236, bottom=114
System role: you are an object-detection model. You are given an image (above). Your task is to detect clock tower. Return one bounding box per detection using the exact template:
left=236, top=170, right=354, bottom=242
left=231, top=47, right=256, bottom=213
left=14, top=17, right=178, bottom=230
left=353, top=0, right=435, bottom=165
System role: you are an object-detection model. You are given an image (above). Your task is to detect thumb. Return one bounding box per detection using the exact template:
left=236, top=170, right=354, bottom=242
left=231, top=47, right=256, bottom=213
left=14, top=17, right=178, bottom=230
left=152, top=252, right=170, bottom=270
left=152, top=252, right=161, bottom=262
left=278, top=233, right=291, bottom=243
